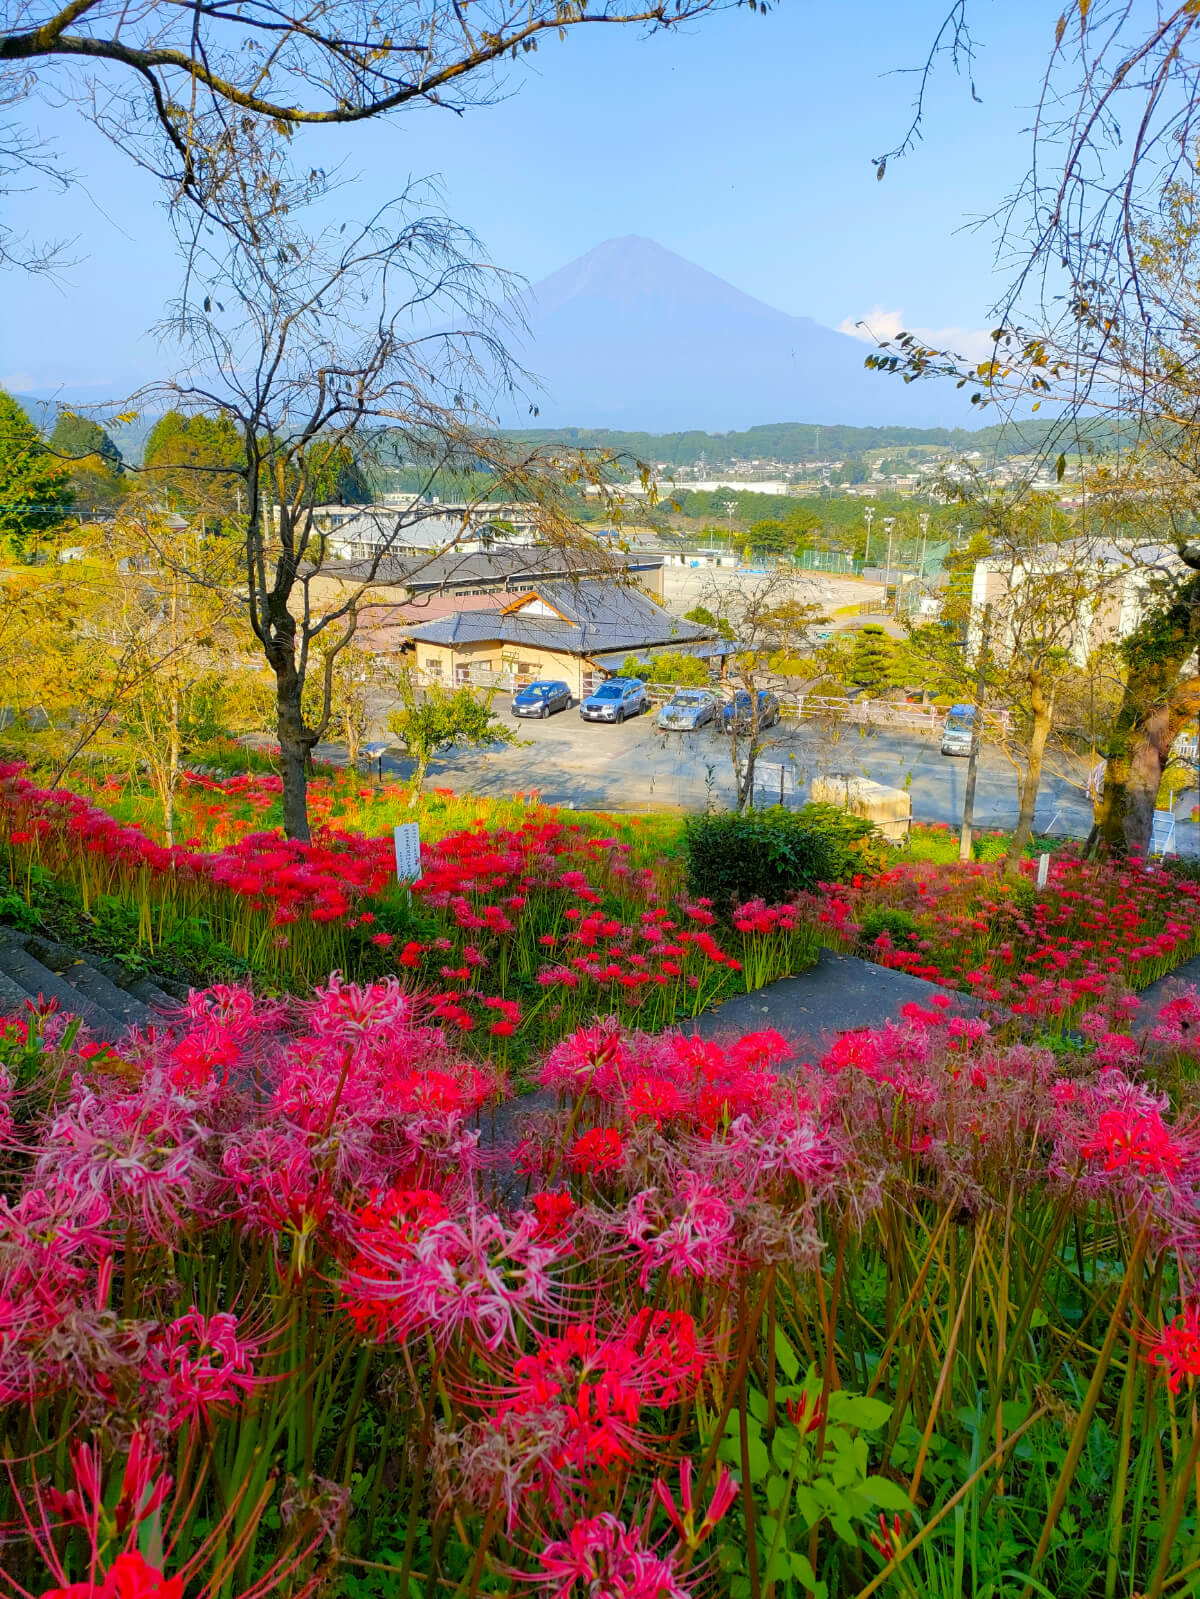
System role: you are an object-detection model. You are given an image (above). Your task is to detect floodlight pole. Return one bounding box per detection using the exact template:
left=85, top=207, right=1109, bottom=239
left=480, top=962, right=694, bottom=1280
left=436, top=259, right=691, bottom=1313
left=959, top=603, right=992, bottom=864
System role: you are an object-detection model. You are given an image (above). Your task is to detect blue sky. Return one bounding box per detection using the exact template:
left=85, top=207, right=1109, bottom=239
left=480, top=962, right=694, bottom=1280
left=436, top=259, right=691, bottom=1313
left=2, top=0, right=1050, bottom=405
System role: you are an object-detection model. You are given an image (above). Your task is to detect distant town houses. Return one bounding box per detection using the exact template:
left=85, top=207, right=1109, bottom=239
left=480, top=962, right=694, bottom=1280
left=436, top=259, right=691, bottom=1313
left=312, top=501, right=544, bottom=562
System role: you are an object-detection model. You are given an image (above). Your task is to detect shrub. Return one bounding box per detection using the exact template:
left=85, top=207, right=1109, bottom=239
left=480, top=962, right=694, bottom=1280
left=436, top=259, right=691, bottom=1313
left=796, top=801, right=888, bottom=874
left=620, top=651, right=710, bottom=685
left=683, top=803, right=879, bottom=911
left=859, top=906, right=918, bottom=948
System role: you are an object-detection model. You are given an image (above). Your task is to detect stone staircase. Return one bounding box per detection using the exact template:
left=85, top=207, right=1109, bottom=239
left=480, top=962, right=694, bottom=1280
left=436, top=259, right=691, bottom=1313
left=0, top=928, right=181, bottom=1041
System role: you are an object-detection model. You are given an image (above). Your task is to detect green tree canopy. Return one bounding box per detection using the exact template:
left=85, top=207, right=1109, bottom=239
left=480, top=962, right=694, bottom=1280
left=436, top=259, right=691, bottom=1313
left=621, top=652, right=709, bottom=685
left=48, top=412, right=127, bottom=517
left=685, top=604, right=736, bottom=641
left=0, top=391, right=71, bottom=558
left=144, top=410, right=245, bottom=516
left=386, top=671, right=519, bottom=801
left=849, top=624, right=897, bottom=693
left=49, top=413, right=124, bottom=472
left=747, top=518, right=791, bottom=556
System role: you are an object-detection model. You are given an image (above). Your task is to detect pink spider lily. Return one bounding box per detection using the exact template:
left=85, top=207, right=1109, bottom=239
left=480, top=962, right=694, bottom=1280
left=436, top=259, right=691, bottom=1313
left=530, top=1513, right=692, bottom=1599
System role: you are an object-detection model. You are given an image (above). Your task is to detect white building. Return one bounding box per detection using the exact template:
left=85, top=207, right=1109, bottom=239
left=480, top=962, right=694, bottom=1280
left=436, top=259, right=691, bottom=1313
left=969, top=540, right=1189, bottom=664
left=325, top=502, right=542, bottom=562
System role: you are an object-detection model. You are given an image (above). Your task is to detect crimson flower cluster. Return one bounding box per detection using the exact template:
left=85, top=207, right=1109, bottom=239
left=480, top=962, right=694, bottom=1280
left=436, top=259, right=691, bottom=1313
left=817, top=850, right=1200, bottom=1022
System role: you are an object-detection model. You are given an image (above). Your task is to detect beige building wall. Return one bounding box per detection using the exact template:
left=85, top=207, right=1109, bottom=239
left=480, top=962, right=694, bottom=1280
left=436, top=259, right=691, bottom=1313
left=416, top=639, right=592, bottom=695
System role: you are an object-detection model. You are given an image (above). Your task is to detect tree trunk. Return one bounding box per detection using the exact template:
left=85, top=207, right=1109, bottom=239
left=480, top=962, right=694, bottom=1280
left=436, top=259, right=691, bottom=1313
left=1097, top=674, right=1200, bottom=856
left=1006, top=677, right=1053, bottom=871
left=733, top=723, right=756, bottom=810
left=1093, top=574, right=1200, bottom=857
left=275, top=664, right=312, bottom=842
left=407, top=751, right=429, bottom=807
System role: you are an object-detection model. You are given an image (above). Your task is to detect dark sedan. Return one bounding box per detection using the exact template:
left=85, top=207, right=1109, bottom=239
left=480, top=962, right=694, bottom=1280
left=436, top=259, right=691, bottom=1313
left=512, top=680, right=572, bottom=718
left=719, top=689, right=781, bottom=734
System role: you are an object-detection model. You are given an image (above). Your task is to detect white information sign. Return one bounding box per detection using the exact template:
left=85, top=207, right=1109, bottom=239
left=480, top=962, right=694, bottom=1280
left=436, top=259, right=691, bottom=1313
left=394, top=822, right=422, bottom=882
left=1036, top=853, right=1050, bottom=889
left=1150, top=809, right=1177, bottom=858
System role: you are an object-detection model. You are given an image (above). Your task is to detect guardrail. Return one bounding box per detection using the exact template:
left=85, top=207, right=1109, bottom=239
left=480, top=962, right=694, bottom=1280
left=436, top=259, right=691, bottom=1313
left=796, top=695, right=1012, bottom=734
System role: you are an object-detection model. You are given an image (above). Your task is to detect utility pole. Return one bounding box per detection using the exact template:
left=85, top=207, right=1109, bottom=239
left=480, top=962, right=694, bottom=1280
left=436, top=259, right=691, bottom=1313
left=918, top=511, right=929, bottom=576
left=864, top=505, right=874, bottom=566
left=882, top=517, right=896, bottom=608
left=959, top=603, right=992, bottom=863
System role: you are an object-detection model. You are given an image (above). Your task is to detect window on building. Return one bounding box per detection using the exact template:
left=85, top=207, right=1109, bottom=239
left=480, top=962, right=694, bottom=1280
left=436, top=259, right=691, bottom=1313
left=517, top=661, right=538, bottom=675
left=423, top=657, right=442, bottom=675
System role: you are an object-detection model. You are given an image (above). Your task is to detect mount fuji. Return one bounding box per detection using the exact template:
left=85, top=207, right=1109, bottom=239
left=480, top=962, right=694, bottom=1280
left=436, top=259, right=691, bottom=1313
left=505, top=236, right=967, bottom=432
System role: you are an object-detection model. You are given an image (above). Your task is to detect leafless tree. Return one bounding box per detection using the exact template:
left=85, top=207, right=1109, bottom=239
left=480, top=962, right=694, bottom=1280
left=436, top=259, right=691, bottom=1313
left=0, top=0, right=759, bottom=232
left=134, top=157, right=620, bottom=839
left=852, top=0, right=1200, bottom=856
left=691, top=571, right=819, bottom=810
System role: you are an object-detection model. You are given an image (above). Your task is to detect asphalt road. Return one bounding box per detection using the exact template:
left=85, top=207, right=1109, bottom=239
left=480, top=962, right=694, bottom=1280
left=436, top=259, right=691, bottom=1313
left=341, top=694, right=1200, bottom=851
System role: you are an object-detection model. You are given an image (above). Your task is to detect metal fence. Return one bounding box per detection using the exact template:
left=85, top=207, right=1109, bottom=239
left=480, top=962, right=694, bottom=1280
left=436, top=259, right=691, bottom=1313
left=420, top=669, right=1013, bottom=737
left=789, top=550, right=865, bottom=576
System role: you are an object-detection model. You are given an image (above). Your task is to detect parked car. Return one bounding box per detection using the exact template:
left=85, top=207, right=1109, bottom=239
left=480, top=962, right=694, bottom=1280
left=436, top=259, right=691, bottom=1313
left=579, top=678, right=649, bottom=724
left=657, top=689, right=719, bottom=732
left=940, top=702, right=976, bottom=756
left=719, top=689, right=781, bottom=734
left=512, top=680, right=572, bottom=719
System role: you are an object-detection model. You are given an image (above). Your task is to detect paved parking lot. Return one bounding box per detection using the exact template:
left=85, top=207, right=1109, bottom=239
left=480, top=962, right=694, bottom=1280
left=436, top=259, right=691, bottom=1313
left=348, top=693, right=1200, bottom=848
left=660, top=566, right=884, bottom=624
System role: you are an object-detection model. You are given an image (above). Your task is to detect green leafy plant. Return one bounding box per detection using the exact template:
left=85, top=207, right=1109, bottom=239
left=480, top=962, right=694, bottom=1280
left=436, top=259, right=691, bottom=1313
left=386, top=670, right=521, bottom=801
left=859, top=907, right=918, bottom=948
left=711, top=1351, right=908, bottom=1599
left=684, top=804, right=881, bottom=912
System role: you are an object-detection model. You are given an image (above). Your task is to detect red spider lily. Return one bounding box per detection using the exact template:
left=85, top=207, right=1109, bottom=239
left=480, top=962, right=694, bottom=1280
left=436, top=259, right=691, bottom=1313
left=143, top=1310, right=263, bottom=1427
left=569, top=1128, right=625, bottom=1176
left=341, top=1196, right=564, bottom=1350
left=48, top=1433, right=170, bottom=1542
left=36, top=1551, right=183, bottom=1599
left=624, top=1175, right=736, bottom=1287
left=530, top=1190, right=577, bottom=1242
left=784, top=1390, right=825, bottom=1433
left=1149, top=1304, right=1200, bottom=1393
left=1079, top=1106, right=1187, bottom=1180
left=490, top=1312, right=704, bottom=1480
left=652, top=1457, right=738, bottom=1552
left=869, top=1512, right=905, bottom=1561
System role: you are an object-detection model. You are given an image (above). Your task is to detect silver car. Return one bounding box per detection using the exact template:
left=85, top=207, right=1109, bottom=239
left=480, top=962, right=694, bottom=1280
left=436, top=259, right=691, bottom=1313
left=579, top=678, right=649, bottom=724
left=657, top=689, right=719, bottom=732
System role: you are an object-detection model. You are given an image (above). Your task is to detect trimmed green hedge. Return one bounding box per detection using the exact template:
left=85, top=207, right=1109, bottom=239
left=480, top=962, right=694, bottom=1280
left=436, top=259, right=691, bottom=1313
left=683, top=803, right=881, bottom=912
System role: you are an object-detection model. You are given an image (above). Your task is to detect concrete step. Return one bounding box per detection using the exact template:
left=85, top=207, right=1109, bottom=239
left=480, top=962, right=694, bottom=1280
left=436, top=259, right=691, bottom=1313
left=24, top=934, right=180, bottom=1017
left=0, top=969, right=32, bottom=1017
left=23, top=935, right=154, bottom=1030
left=0, top=936, right=128, bottom=1042
left=59, top=962, right=153, bottom=1032
left=80, top=952, right=179, bottom=1013
left=124, top=976, right=180, bottom=1013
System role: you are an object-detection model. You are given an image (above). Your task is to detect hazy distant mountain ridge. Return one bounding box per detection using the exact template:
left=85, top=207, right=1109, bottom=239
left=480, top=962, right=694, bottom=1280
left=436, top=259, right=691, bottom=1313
left=510, top=237, right=974, bottom=431
left=503, top=416, right=1109, bottom=468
